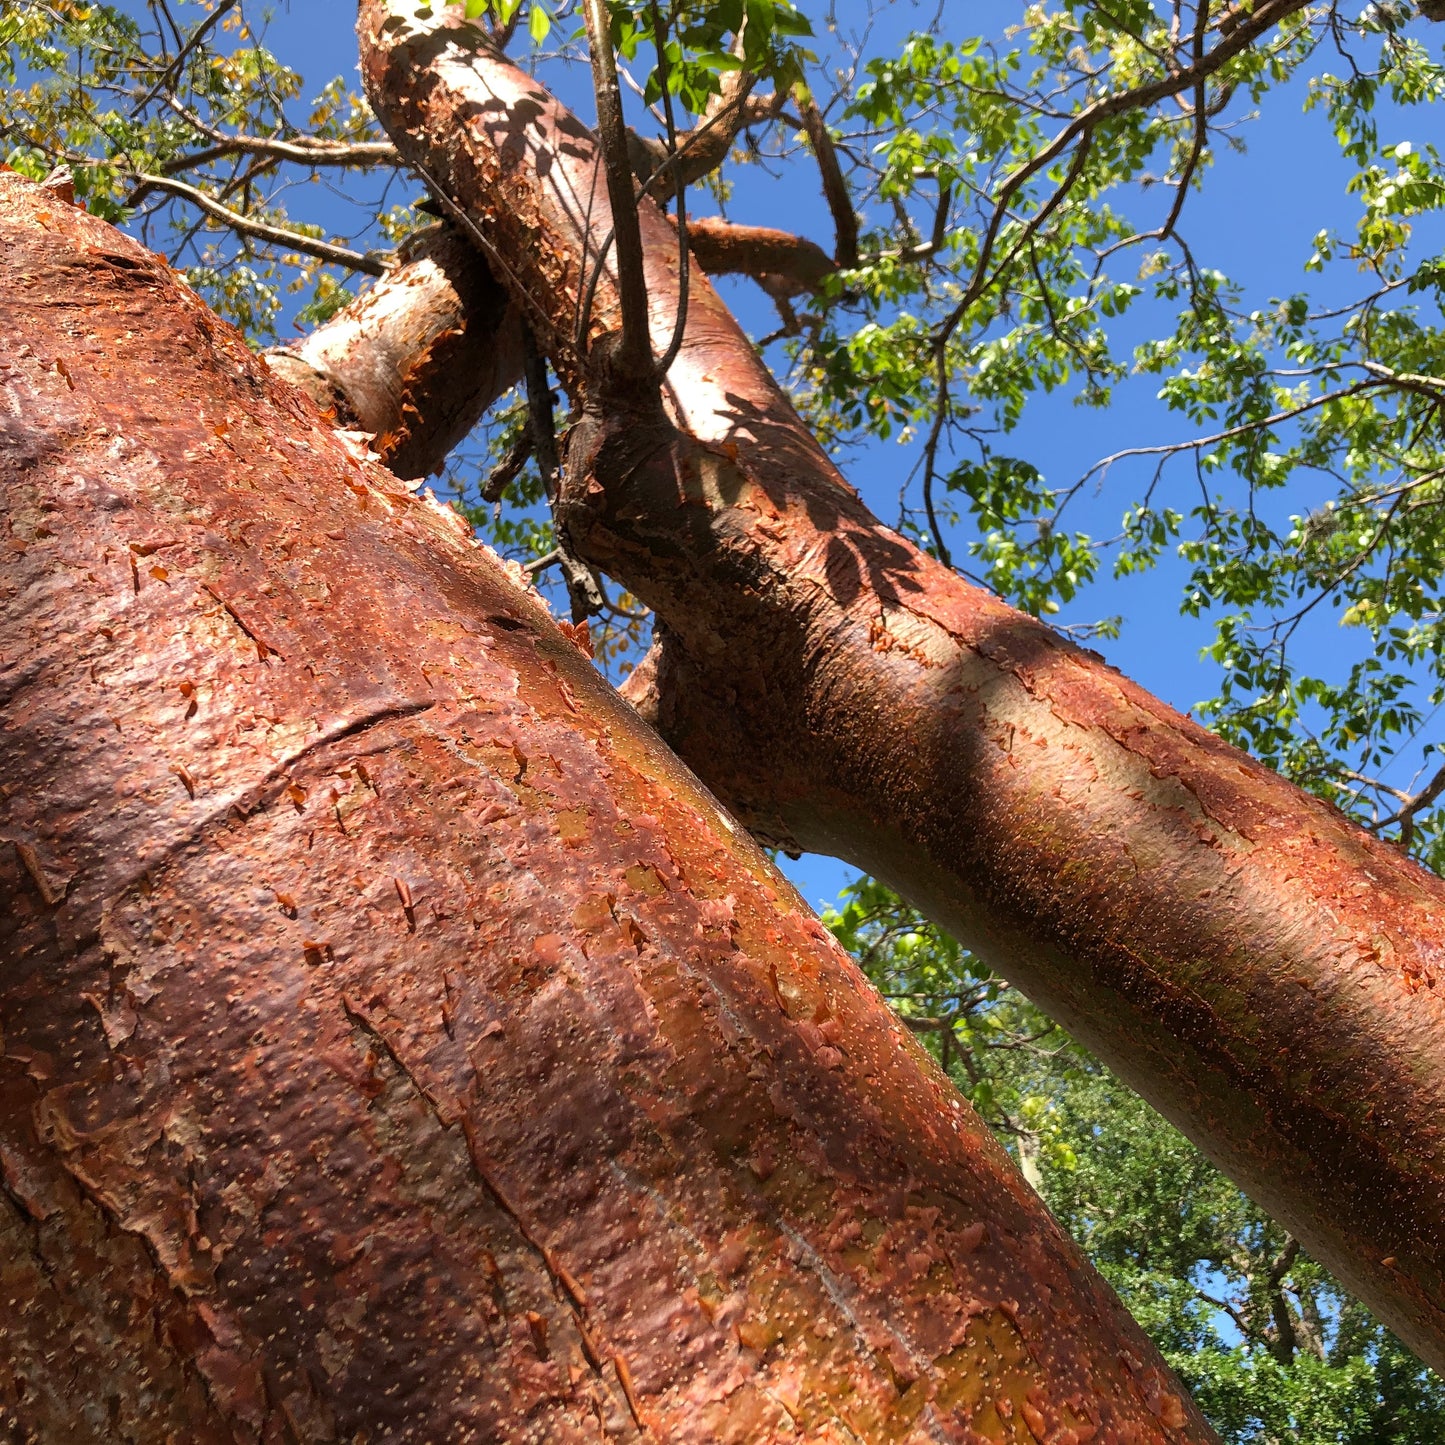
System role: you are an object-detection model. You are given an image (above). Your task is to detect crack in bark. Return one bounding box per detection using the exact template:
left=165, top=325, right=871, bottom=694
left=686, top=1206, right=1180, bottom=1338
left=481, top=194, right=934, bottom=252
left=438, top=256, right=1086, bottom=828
left=95, top=697, right=437, bottom=913
left=29, top=1135, right=245, bottom=1436
left=339, top=997, right=650, bottom=1441
left=0, top=1163, right=56, bottom=1278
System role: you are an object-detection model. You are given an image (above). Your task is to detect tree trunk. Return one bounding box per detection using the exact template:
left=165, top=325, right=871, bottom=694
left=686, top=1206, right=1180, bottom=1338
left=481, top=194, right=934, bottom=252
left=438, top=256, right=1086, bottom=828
left=358, top=2, right=1445, bottom=1372
left=0, top=174, right=1214, bottom=1441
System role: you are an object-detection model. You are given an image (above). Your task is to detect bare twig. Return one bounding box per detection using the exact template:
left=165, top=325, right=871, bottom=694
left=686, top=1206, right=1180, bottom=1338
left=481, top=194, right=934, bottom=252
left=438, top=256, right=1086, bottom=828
left=129, top=171, right=385, bottom=274
left=582, top=0, right=652, bottom=375
left=1385, top=759, right=1445, bottom=850
left=159, top=97, right=400, bottom=167
left=482, top=428, right=534, bottom=504
left=1075, top=379, right=1383, bottom=489
left=1157, top=2, right=1211, bottom=242
left=524, top=328, right=603, bottom=621
left=921, top=345, right=954, bottom=568
left=649, top=0, right=690, bottom=379
left=629, top=81, right=784, bottom=202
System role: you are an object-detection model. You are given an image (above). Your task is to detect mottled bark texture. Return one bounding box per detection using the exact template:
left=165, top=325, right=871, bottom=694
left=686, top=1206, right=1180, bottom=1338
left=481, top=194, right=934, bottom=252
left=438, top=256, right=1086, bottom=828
left=0, top=175, right=1213, bottom=1441
left=681, top=216, right=836, bottom=297
left=358, top=2, right=1445, bottom=1373
left=263, top=221, right=523, bottom=480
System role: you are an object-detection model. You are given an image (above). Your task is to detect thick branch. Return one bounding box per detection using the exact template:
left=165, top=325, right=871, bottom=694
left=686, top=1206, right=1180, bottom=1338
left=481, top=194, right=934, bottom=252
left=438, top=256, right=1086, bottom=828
left=681, top=215, right=836, bottom=294
left=263, top=223, right=522, bottom=479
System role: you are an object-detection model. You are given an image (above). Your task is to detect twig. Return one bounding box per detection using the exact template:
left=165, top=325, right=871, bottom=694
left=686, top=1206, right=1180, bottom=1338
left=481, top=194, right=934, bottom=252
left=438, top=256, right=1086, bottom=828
left=1074, top=379, right=1383, bottom=489
left=131, top=0, right=237, bottom=115
left=920, top=346, right=954, bottom=568
left=128, top=171, right=385, bottom=274
left=582, top=0, right=652, bottom=376
left=524, top=548, right=561, bottom=575
left=482, top=428, right=534, bottom=503
left=1157, top=3, right=1210, bottom=242
left=575, top=88, right=787, bottom=354
left=523, top=329, right=603, bottom=621
left=629, top=79, right=782, bottom=202
left=159, top=96, right=400, bottom=166
left=649, top=0, right=690, bottom=379
left=1385, top=759, right=1445, bottom=851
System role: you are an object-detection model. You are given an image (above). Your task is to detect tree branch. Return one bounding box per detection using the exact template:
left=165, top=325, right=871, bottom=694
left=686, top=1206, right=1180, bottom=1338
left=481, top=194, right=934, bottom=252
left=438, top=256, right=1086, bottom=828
left=1075, top=378, right=1384, bottom=489
left=160, top=96, right=401, bottom=167
left=481, top=426, right=533, bottom=504
left=129, top=171, right=386, bottom=274
left=798, top=93, right=859, bottom=267
left=582, top=0, right=652, bottom=376
left=1382, top=759, right=1445, bottom=851
left=1264, top=1235, right=1302, bottom=1364
left=627, top=81, right=784, bottom=201
left=679, top=216, right=836, bottom=294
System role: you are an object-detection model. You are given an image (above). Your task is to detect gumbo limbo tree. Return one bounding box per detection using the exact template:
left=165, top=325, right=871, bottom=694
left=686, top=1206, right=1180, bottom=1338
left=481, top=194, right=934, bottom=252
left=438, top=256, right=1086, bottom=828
left=6, top=0, right=1445, bottom=1437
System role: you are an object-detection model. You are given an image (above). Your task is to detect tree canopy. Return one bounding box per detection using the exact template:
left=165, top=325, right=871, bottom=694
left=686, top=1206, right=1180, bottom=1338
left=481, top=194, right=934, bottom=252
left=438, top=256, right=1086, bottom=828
left=8, top=0, right=1445, bottom=1437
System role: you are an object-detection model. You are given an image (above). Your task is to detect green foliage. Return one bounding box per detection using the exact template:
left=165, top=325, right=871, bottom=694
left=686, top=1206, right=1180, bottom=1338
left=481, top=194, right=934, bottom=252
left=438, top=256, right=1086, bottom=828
left=608, top=0, right=813, bottom=113
left=468, top=0, right=813, bottom=110
left=826, top=875, right=1445, bottom=1443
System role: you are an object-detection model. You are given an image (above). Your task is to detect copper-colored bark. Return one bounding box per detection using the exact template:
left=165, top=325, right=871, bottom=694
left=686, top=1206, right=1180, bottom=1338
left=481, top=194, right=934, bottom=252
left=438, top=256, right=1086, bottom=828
left=0, top=175, right=1213, bottom=1440
left=358, top=3, right=1445, bottom=1372
left=264, top=222, right=522, bottom=479
left=682, top=216, right=836, bottom=296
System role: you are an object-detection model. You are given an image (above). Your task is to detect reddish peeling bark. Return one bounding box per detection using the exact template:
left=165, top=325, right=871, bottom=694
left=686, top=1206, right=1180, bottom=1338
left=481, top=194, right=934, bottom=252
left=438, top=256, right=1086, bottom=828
left=358, top=4, right=1445, bottom=1373
left=682, top=216, right=836, bottom=297
left=263, top=221, right=523, bottom=480
left=0, top=175, right=1214, bottom=1440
